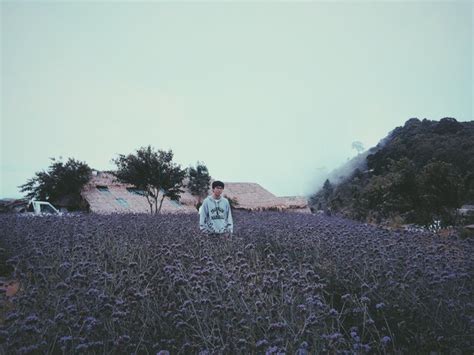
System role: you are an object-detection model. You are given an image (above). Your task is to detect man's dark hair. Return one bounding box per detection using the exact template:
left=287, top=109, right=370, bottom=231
left=212, top=180, right=225, bottom=189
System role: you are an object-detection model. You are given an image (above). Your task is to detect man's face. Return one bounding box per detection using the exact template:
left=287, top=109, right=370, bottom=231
left=212, top=186, right=224, bottom=198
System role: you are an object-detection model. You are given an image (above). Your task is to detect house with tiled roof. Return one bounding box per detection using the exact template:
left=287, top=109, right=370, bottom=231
left=219, top=182, right=309, bottom=212
left=81, top=171, right=310, bottom=214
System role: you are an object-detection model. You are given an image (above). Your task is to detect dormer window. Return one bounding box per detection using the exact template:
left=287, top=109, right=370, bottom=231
left=116, top=198, right=129, bottom=208
left=97, top=186, right=111, bottom=194
left=127, top=188, right=146, bottom=196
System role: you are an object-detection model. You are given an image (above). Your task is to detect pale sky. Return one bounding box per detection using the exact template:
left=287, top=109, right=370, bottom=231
left=1, top=0, right=472, bottom=198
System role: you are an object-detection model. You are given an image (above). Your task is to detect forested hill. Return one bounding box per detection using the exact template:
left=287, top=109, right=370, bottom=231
left=310, top=117, right=474, bottom=226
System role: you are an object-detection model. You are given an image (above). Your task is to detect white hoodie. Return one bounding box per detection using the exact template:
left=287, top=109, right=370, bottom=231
left=199, top=196, right=233, bottom=234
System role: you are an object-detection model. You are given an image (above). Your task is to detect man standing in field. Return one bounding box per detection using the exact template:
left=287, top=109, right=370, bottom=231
left=199, top=181, right=233, bottom=237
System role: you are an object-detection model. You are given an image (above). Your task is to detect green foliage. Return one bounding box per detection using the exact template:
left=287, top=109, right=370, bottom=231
left=351, top=141, right=365, bottom=154
left=322, top=179, right=334, bottom=200
left=416, top=160, right=462, bottom=225
left=187, top=162, right=211, bottom=207
left=113, top=146, right=186, bottom=214
left=363, top=158, right=418, bottom=221
left=309, top=179, right=333, bottom=211
left=19, top=157, right=91, bottom=210
left=463, top=172, right=474, bottom=202
left=310, top=118, right=474, bottom=226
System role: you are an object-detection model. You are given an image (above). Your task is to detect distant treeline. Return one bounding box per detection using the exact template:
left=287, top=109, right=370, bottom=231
left=310, top=117, right=474, bottom=226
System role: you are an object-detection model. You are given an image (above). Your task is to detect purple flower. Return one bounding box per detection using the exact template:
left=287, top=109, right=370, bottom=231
left=256, top=339, right=269, bottom=347
left=328, top=308, right=338, bottom=317
left=265, top=345, right=279, bottom=354
left=59, top=335, right=73, bottom=343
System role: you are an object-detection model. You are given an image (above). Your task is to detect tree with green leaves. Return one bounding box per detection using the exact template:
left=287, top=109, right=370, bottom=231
left=187, top=162, right=211, bottom=210
left=309, top=179, right=334, bottom=211
left=322, top=179, right=334, bottom=201
left=352, top=141, right=365, bottom=155
left=113, top=146, right=186, bottom=214
left=417, top=160, right=462, bottom=225
left=19, top=157, right=91, bottom=210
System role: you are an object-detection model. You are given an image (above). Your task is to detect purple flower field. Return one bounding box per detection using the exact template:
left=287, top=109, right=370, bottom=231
left=0, top=211, right=473, bottom=354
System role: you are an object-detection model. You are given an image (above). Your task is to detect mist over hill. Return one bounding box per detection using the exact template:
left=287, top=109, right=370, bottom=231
left=310, top=117, right=474, bottom=226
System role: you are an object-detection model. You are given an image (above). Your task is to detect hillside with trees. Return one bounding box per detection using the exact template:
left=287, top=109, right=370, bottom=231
left=310, top=117, right=474, bottom=227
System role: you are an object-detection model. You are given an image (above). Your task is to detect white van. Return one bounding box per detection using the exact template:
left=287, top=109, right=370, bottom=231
left=27, top=200, right=61, bottom=215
